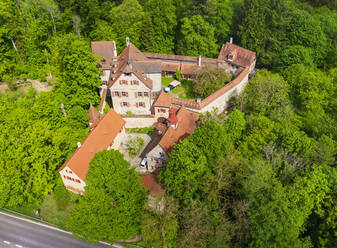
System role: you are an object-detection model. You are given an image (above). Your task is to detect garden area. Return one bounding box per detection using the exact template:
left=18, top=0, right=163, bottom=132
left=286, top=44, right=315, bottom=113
left=161, top=66, right=232, bottom=100
left=161, top=76, right=195, bottom=100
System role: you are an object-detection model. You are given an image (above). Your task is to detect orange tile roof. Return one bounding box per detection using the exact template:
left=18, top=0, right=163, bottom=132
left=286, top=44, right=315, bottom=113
left=218, top=42, right=256, bottom=68
left=159, top=107, right=199, bottom=153
left=141, top=173, right=165, bottom=195
left=153, top=91, right=171, bottom=107
left=58, top=109, right=125, bottom=181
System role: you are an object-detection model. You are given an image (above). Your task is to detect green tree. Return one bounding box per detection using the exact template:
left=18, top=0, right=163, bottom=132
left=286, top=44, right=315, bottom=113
left=109, top=0, right=148, bottom=52
left=240, top=69, right=290, bottom=115
left=177, top=15, right=218, bottom=57
left=50, top=34, right=101, bottom=107
left=238, top=0, right=291, bottom=67
left=192, top=66, right=232, bottom=98
left=159, top=138, right=208, bottom=202
left=141, top=197, right=179, bottom=248
left=144, top=0, right=177, bottom=53
left=245, top=160, right=328, bottom=248
left=274, top=45, right=314, bottom=69
left=67, top=150, right=146, bottom=244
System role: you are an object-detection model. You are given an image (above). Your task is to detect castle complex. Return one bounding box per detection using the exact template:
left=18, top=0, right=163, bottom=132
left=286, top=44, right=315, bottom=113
left=59, top=38, right=256, bottom=194
left=91, top=38, right=256, bottom=119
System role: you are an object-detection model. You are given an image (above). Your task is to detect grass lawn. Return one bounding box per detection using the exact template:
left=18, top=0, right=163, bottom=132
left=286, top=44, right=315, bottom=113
left=161, top=77, right=174, bottom=87
left=39, top=193, right=73, bottom=229
left=162, top=77, right=195, bottom=100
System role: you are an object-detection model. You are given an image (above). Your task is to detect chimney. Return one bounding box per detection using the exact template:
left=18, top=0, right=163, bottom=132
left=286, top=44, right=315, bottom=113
left=198, top=56, right=201, bottom=67
left=230, top=37, right=233, bottom=44
left=77, top=142, right=81, bottom=148
left=168, top=108, right=178, bottom=129
left=112, top=40, right=117, bottom=57
left=126, top=37, right=130, bottom=47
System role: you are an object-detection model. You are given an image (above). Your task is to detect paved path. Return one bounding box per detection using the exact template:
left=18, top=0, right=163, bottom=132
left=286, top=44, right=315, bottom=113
left=0, top=211, right=117, bottom=248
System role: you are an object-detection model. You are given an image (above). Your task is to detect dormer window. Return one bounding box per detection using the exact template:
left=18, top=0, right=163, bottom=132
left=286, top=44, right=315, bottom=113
left=228, top=53, right=233, bottom=62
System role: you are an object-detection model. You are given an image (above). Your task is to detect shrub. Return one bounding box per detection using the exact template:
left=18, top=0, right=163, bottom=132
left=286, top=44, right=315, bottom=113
left=127, top=136, right=145, bottom=157
left=53, top=177, right=70, bottom=211
left=126, top=126, right=155, bottom=134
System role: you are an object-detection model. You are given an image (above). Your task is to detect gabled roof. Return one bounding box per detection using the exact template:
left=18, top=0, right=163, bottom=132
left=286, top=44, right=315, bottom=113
left=218, top=42, right=256, bottom=68
left=153, top=91, right=171, bottom=108
left=159, top=107, right=199, bottom=153
left=108, top=43, right=153, bottom=89
left=91, top=41, right=116, bottom=68
left=58, top=109, right=125, bottom=181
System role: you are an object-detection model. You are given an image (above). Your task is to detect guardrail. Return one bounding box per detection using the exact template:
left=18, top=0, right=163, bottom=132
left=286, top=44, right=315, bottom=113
left=0, top=206, right=55, bottom=226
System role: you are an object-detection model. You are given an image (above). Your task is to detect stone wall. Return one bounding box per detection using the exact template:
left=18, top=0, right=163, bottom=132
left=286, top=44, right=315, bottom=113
left=200, top=69, right=249, bottom=113
left=146, top=144, right=168, bottom=172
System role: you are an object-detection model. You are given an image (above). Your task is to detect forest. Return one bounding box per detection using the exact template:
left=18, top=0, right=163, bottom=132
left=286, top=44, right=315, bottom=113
left=0, top=0, right=336, bottom=247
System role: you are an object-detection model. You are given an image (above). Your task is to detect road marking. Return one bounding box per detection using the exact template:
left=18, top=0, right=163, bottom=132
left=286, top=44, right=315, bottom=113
left=0, top=211, right=117, bottom=247
left=15, top=245, right=23, bottom=248
left=3, top=240, right=11, bottom=244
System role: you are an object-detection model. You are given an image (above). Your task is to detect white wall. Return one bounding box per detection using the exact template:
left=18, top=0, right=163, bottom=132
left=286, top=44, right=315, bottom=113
left=154, top=106, right=169, bottom=119
left=107, top=126, right=125, bottom=150
left=100, top=69, right=111, bottom=84
left=59, top=166, right=86, bottom=194
left=123, top=116, right=156, bottom=128
left=146, top=145, right=168, bottom=172
left=110, top=73, right=152, bottom=115
left=148, top=73, right=162, bottom=92
left=200, top=72, right=249, bottom=113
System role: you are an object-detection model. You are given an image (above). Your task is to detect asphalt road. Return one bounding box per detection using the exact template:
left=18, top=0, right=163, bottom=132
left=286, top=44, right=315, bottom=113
left=0, top=211, right=115, bottom=248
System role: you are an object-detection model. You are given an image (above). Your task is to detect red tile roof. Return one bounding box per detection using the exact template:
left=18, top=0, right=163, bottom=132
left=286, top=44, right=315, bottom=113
left=218, top=42, right=256, bottom=68
left=88, top=104, right=102, bottom=124
left=153, top=91, right=171, bottom=108
left=58, top=109, right=125, bottom=181
left=141, top=173, right=165, bottom=196
left=159, top=107, right=199, bottom=153
left=91, top=41, right=117, bottom=68
left=108, top=43, right=153, bottom=89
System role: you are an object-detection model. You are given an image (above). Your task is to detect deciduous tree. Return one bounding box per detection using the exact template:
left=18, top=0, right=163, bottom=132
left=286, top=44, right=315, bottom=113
left=67, top=150, right=146, bottom=244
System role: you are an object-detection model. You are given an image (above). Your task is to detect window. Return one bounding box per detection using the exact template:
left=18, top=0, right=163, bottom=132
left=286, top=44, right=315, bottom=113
left=115, top=91, right=120, bottom=97
left=122, top=92, right=128, bottom=97
left=75, top=179, right=80, bottom=183
left=144, top=92, right=148, bottom=97
left=120, top=80, right=128, bottom=85
left=133, top=80, right=138, bottom=85
left=139, top=102, right=145, bottom=108
left=122, top=102, right=128, bottom=107
left=138, top=92, right=142, bottom=97
left=63, top=175, right=66, bottom=179
left=157, top=108, right=166, bottom=113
